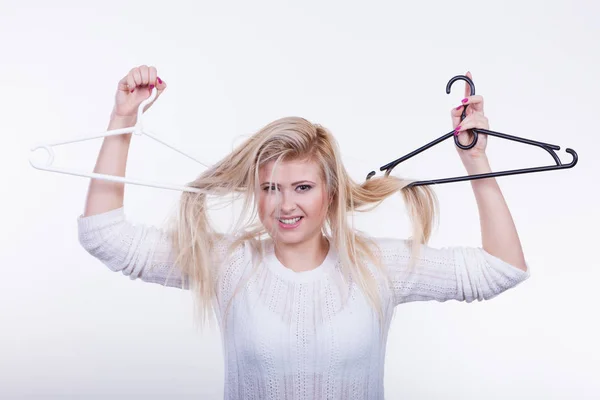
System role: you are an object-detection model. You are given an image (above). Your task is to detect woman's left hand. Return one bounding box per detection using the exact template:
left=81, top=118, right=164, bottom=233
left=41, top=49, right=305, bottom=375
left=451, top=71, right=489, bottom=164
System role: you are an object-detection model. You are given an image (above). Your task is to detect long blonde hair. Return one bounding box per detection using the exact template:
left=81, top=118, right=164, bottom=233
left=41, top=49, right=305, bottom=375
left=166, top=116, right=438, bottom=328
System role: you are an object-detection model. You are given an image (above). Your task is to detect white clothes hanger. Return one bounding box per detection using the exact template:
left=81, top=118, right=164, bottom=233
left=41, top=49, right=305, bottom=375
left=29, top=87, right=209, bottom=193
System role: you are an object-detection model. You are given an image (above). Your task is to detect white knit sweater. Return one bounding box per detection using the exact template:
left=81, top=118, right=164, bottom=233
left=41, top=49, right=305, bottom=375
left=77, top=207, right=530, bottom=400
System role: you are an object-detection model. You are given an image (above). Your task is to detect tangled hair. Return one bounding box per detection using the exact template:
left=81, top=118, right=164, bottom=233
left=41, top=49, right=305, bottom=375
left=165, top=116, right=438, bottom=329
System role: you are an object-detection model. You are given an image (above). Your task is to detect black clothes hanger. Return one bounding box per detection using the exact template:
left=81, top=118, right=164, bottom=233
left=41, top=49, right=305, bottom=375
left=366, top=75, right=578, bottom=186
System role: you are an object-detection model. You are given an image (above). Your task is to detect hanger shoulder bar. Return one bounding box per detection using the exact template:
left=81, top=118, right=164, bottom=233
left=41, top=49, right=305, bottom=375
left=29, top=160, right=204, bottom=193
left=405, top=148, right=578, bottom=187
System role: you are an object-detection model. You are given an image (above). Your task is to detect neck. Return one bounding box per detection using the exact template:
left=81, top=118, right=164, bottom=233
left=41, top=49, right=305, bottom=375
left=273, top=234, right=330, bottom=272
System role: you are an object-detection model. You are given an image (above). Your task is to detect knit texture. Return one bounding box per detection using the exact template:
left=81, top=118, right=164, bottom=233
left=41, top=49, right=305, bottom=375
left=77, top=207, right=530, bottom=400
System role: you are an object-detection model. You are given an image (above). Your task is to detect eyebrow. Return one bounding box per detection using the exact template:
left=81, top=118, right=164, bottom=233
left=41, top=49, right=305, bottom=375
left=260, top=180, right=316, bottom=186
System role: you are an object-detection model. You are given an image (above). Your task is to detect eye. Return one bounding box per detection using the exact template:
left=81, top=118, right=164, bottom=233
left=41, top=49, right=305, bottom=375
left=262, top=185, right=278, bottom=192
left=296, top=184, right=312, bottom=192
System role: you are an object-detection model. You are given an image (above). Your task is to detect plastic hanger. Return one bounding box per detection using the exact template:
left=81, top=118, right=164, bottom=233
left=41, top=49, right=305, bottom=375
left=366, top=75, right=579, bottom=186
left=29, top=87, right=208, bottom=193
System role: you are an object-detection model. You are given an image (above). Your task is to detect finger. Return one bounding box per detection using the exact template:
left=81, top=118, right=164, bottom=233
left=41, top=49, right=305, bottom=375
left=459, top=95, right=484, bottom=112
left=454, top=114, right=471, bottom=134
left=451, top=103, right=467, bottom=118
left=454, top=115, right=489, bottom=134
left=464, top=71, right=472, bottom=98
left=451, top=100, right=478, bottom=124
left=132, top=67, right=143, bottom=87
left=139, top=65, right=150, bottom=86
left=117, top=75, right=130, bottom=93
left=126, top=71, right=137, bottom=93
left=460, top=95, right=483, bottom=106
left=148, top=67, right=167, bottom=96
left=450, top=104, right=467, bottom=129
left=156, top=74, right=167, bottom=92
left=148, top=66, right=157, bottom=89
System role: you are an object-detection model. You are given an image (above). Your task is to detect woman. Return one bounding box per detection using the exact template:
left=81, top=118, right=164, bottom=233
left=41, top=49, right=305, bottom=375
left=78, top=65, right=530, bottom=399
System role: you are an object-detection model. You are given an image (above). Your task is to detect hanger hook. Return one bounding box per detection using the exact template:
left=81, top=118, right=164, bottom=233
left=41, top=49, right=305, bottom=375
left=29, top=144, right=55, bottom=169
left=446, top=75, right=477, bottom=150
left=133, top=87, right=158, bottom=135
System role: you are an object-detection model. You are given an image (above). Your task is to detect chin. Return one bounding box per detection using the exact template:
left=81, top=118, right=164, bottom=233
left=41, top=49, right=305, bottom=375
left=264, top=226, right=309, bottom=245
left=269, top=230, right=305, bottom=243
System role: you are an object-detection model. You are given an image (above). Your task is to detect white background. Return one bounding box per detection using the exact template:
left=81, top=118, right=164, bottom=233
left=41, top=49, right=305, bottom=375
left=2, top=0, right=599, bottom=399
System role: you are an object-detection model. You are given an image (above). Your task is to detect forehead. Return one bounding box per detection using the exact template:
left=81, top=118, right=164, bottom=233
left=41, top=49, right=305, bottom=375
left=259, top=159, right=322, bottom=183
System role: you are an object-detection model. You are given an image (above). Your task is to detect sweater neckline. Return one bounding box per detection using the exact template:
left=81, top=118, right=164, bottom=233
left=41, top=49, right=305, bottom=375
left=264, top=239, right=337, bottom=283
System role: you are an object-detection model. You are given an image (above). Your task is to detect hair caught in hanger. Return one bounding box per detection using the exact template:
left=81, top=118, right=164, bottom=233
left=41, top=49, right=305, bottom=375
left=29, top=87, right=209, bottom=193
left=366, top=75, right=578, bottom=186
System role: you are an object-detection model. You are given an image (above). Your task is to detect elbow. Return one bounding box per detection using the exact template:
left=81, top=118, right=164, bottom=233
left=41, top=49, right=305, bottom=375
left=455, top=248, right=531, bottom=302
left=78, top=225, right=132, bottom=275
left=479, top=256, right=531, bottom=301
left=482, top=246, right=528, bottom=274
left=514, top=261, right=529, bottom=273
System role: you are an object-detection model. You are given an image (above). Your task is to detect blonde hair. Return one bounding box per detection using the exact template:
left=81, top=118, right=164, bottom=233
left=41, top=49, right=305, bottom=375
left=166, top=116, right=438, bottom=329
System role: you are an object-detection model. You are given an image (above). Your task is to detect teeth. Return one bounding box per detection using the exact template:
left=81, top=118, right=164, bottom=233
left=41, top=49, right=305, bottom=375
left=279, top=217, right=301, bottom=225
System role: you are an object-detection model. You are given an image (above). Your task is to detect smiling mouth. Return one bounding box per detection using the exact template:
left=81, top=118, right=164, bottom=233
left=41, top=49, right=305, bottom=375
left=278, top=217, right=303, bottom=225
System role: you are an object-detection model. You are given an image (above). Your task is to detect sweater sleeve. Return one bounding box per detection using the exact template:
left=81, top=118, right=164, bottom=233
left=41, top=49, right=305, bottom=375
left=373, top=237, right=531, bottom=306
left=77, top=206, right=253, bottom=313
left=77, top=206, right=187, bottom=288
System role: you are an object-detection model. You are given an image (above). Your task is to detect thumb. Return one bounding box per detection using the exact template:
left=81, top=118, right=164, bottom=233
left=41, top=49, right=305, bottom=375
left=141, top=77, right=167, bottom=114
left=464, top=71, right=472, bottom=98
left=154, top=76, right=167, bottom=98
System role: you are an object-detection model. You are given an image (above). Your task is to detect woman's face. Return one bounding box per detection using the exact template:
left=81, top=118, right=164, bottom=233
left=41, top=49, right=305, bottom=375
left=258, top=158, right=329, bottom=245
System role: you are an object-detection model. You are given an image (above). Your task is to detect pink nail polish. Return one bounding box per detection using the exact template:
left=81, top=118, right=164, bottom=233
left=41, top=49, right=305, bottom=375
left=456, top=105, right=462, bottom=110
left=462, top=98, right=468, bottom=103
left=149, top=85, right=155, bottom=89
left=456, top=125, right=461, bottom=131
left=157, top=77, right=163, bottom=84
left=130, top=89, right=135, bottom=93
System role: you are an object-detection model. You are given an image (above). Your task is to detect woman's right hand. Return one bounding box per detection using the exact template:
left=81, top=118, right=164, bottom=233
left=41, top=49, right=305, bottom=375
left=112, top=65, right=167, bottom=119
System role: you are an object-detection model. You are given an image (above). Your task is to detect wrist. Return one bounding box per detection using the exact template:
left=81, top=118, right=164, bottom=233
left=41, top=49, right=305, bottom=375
left=110, top=112, right=137, bottom=124
left=462, top=153, right=491, bottom=175
left=108, top=110, right=137, bottom=131
left=462, top=155, right=500, bottom=190
left=107, top=112, right=136, bottom=142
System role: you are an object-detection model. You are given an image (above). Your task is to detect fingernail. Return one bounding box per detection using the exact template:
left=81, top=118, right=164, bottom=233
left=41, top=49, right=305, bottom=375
left=456, top=125, right=461, bottom=131
left=130, top=89, right=135, bottom=93
left=157, top=77, right=163, bottom=84
left=461, top=98, right=468, bottom=103
left=149, top=85, right=155, bottom=90
left=456, top=105, right=462, bottom=110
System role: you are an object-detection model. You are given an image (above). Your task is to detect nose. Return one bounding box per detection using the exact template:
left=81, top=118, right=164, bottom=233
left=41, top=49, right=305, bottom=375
left=279, top=191, right=297, bottom=214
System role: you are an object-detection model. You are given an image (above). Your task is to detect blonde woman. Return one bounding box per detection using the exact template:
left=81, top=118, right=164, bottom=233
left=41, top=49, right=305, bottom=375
left=78, top=65, right=530, bottom=399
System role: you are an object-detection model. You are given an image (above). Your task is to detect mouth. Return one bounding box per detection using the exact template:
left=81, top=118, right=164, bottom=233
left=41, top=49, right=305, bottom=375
left=277, top=216, right=303, bottom=229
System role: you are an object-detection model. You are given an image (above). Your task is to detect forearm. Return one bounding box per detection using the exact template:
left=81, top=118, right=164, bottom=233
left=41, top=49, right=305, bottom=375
left=83, top=113, right=137, bottom=217
left=465, top=156, right=527, bottom=271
